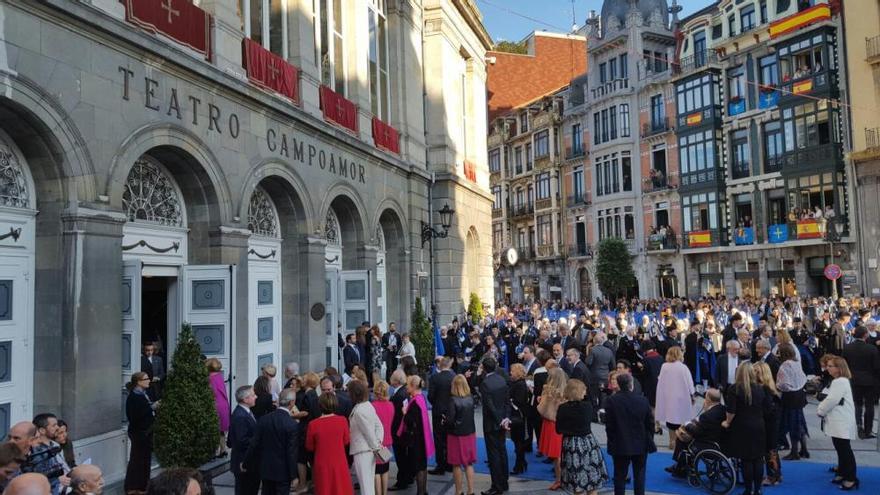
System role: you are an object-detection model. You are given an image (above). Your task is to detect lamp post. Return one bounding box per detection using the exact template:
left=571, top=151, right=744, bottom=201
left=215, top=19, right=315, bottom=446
left=829, top=219, right=844, bottom=300
left=422, top=203, right=455, bottom=323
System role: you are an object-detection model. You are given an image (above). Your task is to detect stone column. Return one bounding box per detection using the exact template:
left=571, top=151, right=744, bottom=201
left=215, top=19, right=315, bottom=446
left=293, top=236, right=328, bottom=372
left=209, top=226, right=250, bottom=389
left=199, top=0, right=245, bottom=77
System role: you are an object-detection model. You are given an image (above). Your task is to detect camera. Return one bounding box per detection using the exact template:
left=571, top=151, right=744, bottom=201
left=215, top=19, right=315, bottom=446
left=20, top=444, right=65, bottom=480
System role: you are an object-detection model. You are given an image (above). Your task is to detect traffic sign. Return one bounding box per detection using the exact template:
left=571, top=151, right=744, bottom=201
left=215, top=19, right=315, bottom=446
left=824, top=264, right=842, bottom=281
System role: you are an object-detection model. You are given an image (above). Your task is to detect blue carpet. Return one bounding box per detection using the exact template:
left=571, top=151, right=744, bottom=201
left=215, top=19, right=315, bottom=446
left=463, top=438, right=880, bottom=494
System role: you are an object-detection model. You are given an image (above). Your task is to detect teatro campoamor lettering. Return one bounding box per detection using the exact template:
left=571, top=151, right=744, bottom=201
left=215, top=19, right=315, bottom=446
left=117, top=66, right=366, bottom=184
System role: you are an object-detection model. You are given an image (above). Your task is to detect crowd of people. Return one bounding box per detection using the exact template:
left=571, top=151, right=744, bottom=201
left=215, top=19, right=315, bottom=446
left=3, top=294, right=879, bottom=495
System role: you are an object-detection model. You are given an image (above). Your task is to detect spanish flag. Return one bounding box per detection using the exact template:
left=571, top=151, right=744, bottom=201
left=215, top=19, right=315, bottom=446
left=686, top=113, right=703, bottom=126
left=796, top=219, right=822, bottom=239
left=792, top=79, right=813, bottom=95
left=769, top=4, right=831, bottom=39
left=689, top=230, right=712, bottom=248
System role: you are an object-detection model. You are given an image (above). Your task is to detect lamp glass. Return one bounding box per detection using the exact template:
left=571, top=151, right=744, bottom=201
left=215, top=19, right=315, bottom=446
left=834, top=221, right=844, bottom=235
left=439, top=203, right=454, bottom=229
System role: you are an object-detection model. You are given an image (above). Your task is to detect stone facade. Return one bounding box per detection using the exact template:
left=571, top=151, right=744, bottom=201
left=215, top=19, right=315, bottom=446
left=0, top=0, right=491, bottom=483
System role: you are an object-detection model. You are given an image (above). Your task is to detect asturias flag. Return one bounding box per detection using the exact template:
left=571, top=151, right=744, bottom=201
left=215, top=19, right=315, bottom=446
left=433, top=316, right=445, bottom=357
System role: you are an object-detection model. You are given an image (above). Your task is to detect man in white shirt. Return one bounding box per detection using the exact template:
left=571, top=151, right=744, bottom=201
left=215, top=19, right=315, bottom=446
left=715, top=340, right=741, bottom=393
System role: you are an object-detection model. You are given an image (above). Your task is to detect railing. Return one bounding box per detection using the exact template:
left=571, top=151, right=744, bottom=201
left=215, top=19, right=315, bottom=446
left=642, top=117, right=672, bottom=136
left=765, top=155, right=784, bottom=173
left=673, top=50, right=719, bottom=76
left=867, top=128, right=880, bottom=150
left=568, top=244, right=592, bottom=258
left=637, top=59, right=670, bottom=81
left=519, top=247, right=536, bottom=260
left=535, top=197, right=553, bottom=210
left=567, top=146, right=585, bottom=159
left=646, top=233, right=678, bottom=251
left=511, top=203, right=535, bottom=218
left=867, top=35, right=880, bottom=60
left=642, top=176, right=677, bottom=193
left=780, top=143, right=842, bottom=171
left=779, top=71, right=831, bottom=100
left=566, top=192, right=592, bottom=208
left=491, top=208, right=503, bottom=219
left=590, top=78, right=630, bottom=99
left=536, top=245, right=555, bottom=258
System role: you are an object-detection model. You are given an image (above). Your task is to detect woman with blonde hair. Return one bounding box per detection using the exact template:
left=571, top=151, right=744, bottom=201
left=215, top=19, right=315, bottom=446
left=206, top=358, right=230, bottom=457
left=722, top=362, right=771, bottom=495
left=538, top=368, right=567, bottom=491
left=447, top=374, right=477, bottom=495
left=655, top=346, right=695, bottom=450
left=754, top=362, right=783, bottom=486
left=773, top=328, right=800, bottom=363
left=556, top=379, right=607, bottom=495
left=818, top=356, right=858, bottom=490
left=508, top=363, right=530, bottom=474
left=371, top=381, right=394, bottom=495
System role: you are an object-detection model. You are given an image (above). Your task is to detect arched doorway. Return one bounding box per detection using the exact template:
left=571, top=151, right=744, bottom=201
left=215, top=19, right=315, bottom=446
left=466, top=227, right=480, bottom=298
left=378, top=207, right=408, bottom=331
left=246, top=185, right=282, bottom=380
left=0, top=130, right=37, bottom=433
left=578, top=267, right=592, bottom=303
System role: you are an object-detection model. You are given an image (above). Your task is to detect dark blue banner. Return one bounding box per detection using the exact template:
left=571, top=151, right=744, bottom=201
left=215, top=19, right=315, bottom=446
left=734, top=226, right=754, bottom=245
left=768, top=223, right=789, bottom=243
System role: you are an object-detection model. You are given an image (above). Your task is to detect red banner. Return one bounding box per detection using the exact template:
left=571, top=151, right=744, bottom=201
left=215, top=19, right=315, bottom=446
left=242, top=39, right=299, bottom=103
left=463, top=160, right=477, bottom=182
left=123, top=0, right=212, bottom=60
left=371, top=117, right=399, bottom=154
left=320, top=85, right=358, bottom=133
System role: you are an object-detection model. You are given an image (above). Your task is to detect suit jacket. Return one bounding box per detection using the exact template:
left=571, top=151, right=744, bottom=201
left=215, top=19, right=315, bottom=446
left=390, top=386, right=408, bottom=441
left=427, top=369, right=455, bottom=419
left=570, top=360, right=590, bottom=384
left=227, top=405, right=258, bottom=475
left=523, top=359, right=539, bottom=376
left=335, top=390, right=353, bottom=418
left=587, top=345, right=615, bottom=384
left=843, top=340, right=880, bottom=387
left=245, top=408, right=299, bottom=482
left=478, top=372, right=510, bottom=433
left=343, top=345, right=361, bottom=375
left=755, top=353, right=781, bottom=378
left=603, top=390, right=654, bottom=457
left=714, top=354, right=739, bottom=391
left=691, top=403, right=726, bottom=445
left=140, top=354, right=165, bottom=380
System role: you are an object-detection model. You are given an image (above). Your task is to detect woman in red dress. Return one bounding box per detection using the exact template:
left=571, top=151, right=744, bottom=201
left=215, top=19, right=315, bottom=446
left=537, top=367, right=568, bottom=491
left=306, top=392, right=353, bottom=495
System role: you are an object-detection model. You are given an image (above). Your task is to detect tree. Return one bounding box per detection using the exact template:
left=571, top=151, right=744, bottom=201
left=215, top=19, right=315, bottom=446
left=493, top=40, right=528, bottom=54
left=410, top=298, right=434, bottom=375
left=595, top=238, right=636, bottom=299
left=153, top=323, right=220, bottom=468
left=467, top=292, right=484, bottom=323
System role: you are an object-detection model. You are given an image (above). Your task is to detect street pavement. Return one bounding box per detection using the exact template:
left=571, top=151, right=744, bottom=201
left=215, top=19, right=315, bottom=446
left=212, top=398, right=879, bottom=494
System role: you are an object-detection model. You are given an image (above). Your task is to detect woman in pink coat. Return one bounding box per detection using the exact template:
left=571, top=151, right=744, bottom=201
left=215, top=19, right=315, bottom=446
left=207, top=358, right=231, bottom=457
left=654, top=346, right=695, bottom=450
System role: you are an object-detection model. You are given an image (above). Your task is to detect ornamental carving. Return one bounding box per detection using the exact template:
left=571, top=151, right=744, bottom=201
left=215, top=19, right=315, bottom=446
left=325, top=209, right=341, bottom=246
left=0, top=150, right=30, bottom=208
left=376, top=225, right=386, bottom=251
left=123, top=158, right=184, bottom=226
left=248, top=187, right=280, bottom=238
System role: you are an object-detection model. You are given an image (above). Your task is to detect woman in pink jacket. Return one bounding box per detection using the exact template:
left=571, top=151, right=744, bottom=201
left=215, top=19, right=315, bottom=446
left=207, top=358, right=231, bottom=457
left=654, top=346, right=695, bottom=450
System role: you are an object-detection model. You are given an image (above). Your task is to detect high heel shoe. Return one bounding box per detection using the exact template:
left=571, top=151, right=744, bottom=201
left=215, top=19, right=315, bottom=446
left=839, top=480, right=859, bottom=491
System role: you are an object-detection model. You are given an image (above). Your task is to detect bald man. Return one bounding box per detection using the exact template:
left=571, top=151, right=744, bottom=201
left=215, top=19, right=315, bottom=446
left=7, top=422, right=37, bottom=456
left=69, top=465, right=104, bottom=495
left=4, top=473, right=51, bottom=495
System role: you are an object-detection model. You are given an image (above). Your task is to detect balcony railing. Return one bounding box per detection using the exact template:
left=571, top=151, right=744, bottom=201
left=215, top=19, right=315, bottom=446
left=642, top=117, right=672, bottom=137
left=567, top=146, right=585, bottom=160
left=536, top=245, right=556, bottom=258
left=637, top=59, right=671, bottom=81
left=646, top=233, right=678, bottom=251
left=511, top=203, right=534, bottom=218
left=673, top=50, right=719, bottom=76
left=780, top=143, right=843, bottom=171
left=491, top=208, right=503, bottom=219
left=867, top=128, right=880, bottom=150
left=568, top=244, right=592, bottom=258
left=590, top=78, right=630, bottom=100
left=642, top=175, right=677, bottom=193
left=519, top=247, right=536, bottom=260
left=867, top=35, right=880, bottom=61
left=566, top=192, right=592, bottom=208
left=765, top=155, right=784, bottom=173
left=779, top=71, right=832, bottom=101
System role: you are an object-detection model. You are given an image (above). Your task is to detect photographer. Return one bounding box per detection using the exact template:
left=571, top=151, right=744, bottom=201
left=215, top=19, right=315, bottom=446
left=7, top=421, right=69, bottom=495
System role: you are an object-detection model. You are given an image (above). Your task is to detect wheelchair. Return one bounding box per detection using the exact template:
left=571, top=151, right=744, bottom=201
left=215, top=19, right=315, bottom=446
left=680, top=439, right=737, bottom=495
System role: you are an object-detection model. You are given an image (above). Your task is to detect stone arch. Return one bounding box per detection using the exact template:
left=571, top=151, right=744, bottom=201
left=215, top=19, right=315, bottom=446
left=466, top=226, right=480, bottom=298
left=319, top=185, right=369, bottom=270
left=378, top=206, right=410, bottom=330
left=236, top=160, right=315, bottom=238
left=108, top=124, right=233, bottom=262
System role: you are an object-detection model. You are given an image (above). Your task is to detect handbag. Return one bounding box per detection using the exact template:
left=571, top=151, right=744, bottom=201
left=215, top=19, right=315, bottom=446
left=375, top=446, right=393, bottom=463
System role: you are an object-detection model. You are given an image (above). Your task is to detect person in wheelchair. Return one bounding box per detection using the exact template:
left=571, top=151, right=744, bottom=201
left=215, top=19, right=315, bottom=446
left=666, top=388, right=726, bottom=478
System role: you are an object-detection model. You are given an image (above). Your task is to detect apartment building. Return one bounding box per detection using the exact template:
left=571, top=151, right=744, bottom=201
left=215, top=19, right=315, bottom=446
left=674, top=0, right=857, bottom=298
left=488, top=32, right=587, bottom=303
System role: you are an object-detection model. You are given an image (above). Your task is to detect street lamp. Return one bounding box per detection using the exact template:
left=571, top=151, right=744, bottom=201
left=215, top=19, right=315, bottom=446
left=829, top=218, right=845, bottom=300
left=421, top=203, right=455, bottom=246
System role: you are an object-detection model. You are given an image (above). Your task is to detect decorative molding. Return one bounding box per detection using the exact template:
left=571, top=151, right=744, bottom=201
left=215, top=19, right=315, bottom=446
left=325, top=255, right=339, bottom=263
left=122, top=239, right=180, bottom=253
left=248, top=248, right=277, bottom=259
left=0, top=227, right=21, bottom=242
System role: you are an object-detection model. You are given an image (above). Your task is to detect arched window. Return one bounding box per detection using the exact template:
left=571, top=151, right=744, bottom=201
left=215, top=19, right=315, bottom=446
left=123, top=157, right=184, bottom=227
left=325, top=209, right=341, bottom=246
left=247, top=186, right=280, bottom=238
left=0, top=149, right=30, bottom=209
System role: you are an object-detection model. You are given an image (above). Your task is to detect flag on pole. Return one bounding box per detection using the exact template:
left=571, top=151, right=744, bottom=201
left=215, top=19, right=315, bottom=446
left=433, top=316, right=445, bottom=357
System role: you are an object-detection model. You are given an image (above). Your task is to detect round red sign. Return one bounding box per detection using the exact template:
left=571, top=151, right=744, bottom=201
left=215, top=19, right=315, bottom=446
left=824, top=264, right=842, bottom=281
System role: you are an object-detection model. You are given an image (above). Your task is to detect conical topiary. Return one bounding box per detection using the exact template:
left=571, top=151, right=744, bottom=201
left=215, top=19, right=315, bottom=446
left=153, top=323, right=220, bottom=468
left=467, top=292, right=484, bottom=323
left=411, top=297, right=434, bottom=375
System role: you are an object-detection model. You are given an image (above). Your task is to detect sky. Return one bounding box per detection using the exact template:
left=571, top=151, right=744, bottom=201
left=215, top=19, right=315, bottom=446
left=476, top=0, right=709, bottom=43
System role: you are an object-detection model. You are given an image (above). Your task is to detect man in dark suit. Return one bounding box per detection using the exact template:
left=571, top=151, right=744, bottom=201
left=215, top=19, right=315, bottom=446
left=753, top=339, right=781, bottom=378
left=140, top=343, right=165, bottom=401
left=478, top=357, right=510, bottom=495
left=604, top=373, right=654, bottom=495
left=722, top=313, right=743, bottom=346
left=382, top=322, right=401, bottom=381
left=342, top=333, right=361, bottom=375
left=228, top=386, right=260, bottom=495
left=244, top=389, right=299, bottom=495
left=320, top=375, right=352, bottom=418
left=713, top=340, right=742, bottom=393
left=428, top=357, right=455, bottom=474
left=552, top=343, right=572, bottom=376
left=389, top=372, right=413, bottom=491
left=668, top=388, right=726, bottom=477
left=521, top=346, right=539, bottom=375
left=566, top=348, right=590, bottom=384
left=843, top=326, right=880, bottom=438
